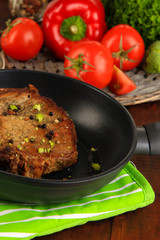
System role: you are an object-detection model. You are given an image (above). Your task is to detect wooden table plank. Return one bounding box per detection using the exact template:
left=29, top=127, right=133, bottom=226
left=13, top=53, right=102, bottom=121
left=35, top=219, right=112, bottom=240
left=110, top=155, right=160, bottom=240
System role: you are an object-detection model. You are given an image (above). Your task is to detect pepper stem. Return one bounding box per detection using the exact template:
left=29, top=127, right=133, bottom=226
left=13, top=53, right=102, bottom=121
left=60, top=16, right=87, bottom=41
left=70, top=25, right=78, bottom=35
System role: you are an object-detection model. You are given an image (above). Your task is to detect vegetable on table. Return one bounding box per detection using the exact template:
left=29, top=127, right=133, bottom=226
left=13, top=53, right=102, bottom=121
left=101, top=24, right=145, bottom=71
left=42, top=0, right=106, bottom=60
left=108, top=65, right=136, bottom=95
left=143, top=41, right=160, bottom=74
left=64, top=41, right=114, bottom=89
left=101, top=0, right=160, bottom=48
left=0, top=18, right=43, bottom=61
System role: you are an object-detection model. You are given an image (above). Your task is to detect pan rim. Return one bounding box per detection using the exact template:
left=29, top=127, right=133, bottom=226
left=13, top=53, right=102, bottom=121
left=0, top=69, right=137, bottom=185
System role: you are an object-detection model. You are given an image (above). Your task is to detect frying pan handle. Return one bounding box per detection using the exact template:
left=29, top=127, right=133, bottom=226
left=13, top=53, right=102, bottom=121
left=135, top=122, right=160, bottom=156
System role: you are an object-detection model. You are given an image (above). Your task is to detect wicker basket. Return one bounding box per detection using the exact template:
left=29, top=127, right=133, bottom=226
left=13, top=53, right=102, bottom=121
left=4, top=47, right=160, bottom=106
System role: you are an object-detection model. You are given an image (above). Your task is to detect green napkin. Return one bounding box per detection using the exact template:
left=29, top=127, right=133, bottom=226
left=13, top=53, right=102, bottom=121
left=0, top=162, right=155, bottom=240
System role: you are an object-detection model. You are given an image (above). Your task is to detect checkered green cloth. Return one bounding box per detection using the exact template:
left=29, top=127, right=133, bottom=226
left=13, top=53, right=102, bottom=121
left=0, top=162, right=155, bottom=240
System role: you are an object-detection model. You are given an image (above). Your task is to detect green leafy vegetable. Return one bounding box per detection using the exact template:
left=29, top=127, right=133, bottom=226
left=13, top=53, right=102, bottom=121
left=101, top=0, right=160, bottom=47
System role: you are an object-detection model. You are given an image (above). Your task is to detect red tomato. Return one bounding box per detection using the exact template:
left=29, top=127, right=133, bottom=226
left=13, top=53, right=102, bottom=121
left=64, top=41, right=114, bottom=89
left=109, top=65, right=136, bottom=95
left=1, top=18, right=43, bottom=61
left=101, top=24, right=145, bottom=71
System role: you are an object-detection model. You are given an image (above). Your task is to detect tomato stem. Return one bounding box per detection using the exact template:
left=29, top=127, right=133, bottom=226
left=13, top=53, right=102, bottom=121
left=65, top=54, right=95, bottom=81
left=112, top=35, right=139, bottom=69
left=1, top=19, right=22, bottom=37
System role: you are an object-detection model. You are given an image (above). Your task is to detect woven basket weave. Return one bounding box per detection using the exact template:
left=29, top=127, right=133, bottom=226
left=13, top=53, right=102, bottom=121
left=4, top=47, right=160, bottom=106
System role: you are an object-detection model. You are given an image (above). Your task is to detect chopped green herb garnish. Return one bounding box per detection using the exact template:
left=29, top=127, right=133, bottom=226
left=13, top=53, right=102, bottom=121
left=91, top=163, right=101, bottom=171
left=24, top=138, right=29, bottom=143
left=90, top=147, right=97, bottom=152
left=38, top=148, right=44, bottom=153
left=17, top=145, right=22, bottom=150
left=49, top=140, right=55, bottom=148
left=38, top=147, right=51, bottom=153
left=36, top=113, right=44, bottom=122
left=9, top=105, right=18, bottom=111
left=47, top=148, right=51, bottom=152
left=33, top=104, right=41, bottom=111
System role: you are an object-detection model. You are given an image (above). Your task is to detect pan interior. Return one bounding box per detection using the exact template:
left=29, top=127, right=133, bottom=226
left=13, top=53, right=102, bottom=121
left=0, top=70, right=137, bottom=181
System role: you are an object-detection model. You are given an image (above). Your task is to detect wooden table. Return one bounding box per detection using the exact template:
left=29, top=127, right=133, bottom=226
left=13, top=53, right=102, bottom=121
left=0, top=1, right=159, bottom=239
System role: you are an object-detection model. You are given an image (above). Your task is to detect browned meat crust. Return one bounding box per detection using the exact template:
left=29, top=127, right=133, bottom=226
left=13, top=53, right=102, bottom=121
left=0, top=85, right=78, bottom=178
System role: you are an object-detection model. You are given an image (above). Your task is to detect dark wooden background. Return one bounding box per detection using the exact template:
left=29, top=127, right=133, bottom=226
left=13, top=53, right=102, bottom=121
left=0, top=1, right=160, bottom=239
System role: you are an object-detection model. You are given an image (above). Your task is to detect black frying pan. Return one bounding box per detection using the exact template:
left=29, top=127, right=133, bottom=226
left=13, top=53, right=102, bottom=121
left=0, top=69, right=159, bottom=204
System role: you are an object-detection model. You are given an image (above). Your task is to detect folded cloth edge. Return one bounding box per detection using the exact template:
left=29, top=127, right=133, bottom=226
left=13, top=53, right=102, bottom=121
left=124, top=162, right=155, bottom=205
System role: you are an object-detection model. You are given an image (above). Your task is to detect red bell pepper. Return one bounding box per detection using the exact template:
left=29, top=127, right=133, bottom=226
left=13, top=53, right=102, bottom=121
left=42, top=0, right=107, bottom=60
